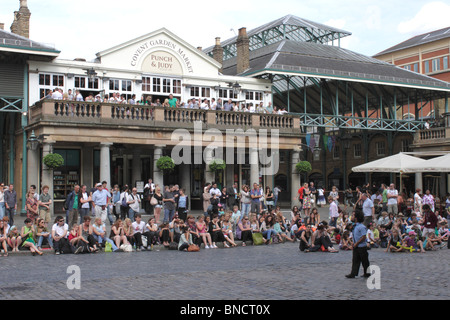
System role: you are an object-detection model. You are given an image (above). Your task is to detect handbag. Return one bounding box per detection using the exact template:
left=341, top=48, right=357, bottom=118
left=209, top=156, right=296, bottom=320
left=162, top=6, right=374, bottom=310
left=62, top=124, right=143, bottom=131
left=120, top=243, right=132, bottom=252
left=150, top=196, right=158, bottom=206
left=252, top=232, right=264, bottom=245
left=187, top=244, right=200, bottom=252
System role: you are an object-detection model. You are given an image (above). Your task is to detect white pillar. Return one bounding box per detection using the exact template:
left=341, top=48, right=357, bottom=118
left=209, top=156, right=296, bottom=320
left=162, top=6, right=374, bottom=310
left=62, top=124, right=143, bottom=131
left=204, top=147, right=215, bottom=184
left=99, top=143, right=112, bottom=186
left=249, top=147, right=259, bottom=186
left=415, top=173, right=423, bottom=193
left=122, top=154, right=129, bottom=187
left=27, top=147, right=39, bottom=190
left=153, top=145, right=164, bottom=189
left=291, top=150, right=301, bottom=208
left=132, top=148, right=142, bottom=188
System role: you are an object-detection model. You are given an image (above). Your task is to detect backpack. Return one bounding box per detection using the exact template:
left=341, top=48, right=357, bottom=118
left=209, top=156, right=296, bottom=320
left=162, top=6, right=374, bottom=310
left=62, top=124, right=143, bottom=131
left=168, top=242, right=178, bottom=250
left=121, top=193, right=129, bottom=209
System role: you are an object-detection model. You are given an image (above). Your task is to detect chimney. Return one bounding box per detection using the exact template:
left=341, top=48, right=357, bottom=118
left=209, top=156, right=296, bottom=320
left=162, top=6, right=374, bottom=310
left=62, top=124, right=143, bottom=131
left=10, top=0, right=31, bottom=38
left=236, top=27, right=250, bottom=74
left=212, top=37, right=224, bottom=73
left=197, top=46, right=203, bottom=51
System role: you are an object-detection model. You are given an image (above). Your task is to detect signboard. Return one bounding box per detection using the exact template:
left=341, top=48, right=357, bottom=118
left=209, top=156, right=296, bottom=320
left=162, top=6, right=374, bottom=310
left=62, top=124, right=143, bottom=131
left=136, top=181, right=144, bottom=193
left=141, top=51, right=183, bottom=75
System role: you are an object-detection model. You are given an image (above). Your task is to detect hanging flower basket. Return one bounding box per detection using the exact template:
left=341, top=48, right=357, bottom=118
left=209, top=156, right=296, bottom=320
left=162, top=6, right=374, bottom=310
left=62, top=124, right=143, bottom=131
left=43, top=153, right=64, bottom=169
left=295, top=161, right=312, bottom=174
left=156, top=156, right=175, bottom=172
left=209, top=159, right=226, bottom=172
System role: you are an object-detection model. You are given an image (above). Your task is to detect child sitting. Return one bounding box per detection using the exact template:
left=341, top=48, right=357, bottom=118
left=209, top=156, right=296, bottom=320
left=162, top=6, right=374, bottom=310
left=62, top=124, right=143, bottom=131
left=402, top=231, right=425, bottom=253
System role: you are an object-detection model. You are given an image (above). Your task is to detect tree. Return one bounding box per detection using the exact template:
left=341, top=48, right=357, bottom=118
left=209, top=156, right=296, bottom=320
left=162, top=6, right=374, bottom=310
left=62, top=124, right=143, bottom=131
left=156, top=156, right=175, bottom=172
left=295, top=161, right=312, bottom=182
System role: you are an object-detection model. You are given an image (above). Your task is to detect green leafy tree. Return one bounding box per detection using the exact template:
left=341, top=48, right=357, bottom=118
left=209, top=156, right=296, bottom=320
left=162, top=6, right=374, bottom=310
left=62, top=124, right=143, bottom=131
left=43, top=153, right=64, bottom=169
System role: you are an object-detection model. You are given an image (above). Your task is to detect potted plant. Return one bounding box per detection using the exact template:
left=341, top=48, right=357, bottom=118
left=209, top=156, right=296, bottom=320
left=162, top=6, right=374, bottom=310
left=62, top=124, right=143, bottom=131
left=208, top=159, right=226, bottom=173
left=43, top=153, right=64, bottom=170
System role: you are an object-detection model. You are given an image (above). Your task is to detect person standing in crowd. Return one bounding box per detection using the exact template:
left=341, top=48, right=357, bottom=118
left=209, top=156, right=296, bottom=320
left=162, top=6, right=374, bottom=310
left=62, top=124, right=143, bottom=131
left=4, top=184, right=17, bottom=226
left=240, top=185, right=251, bottom=217
left=309, top=182, right=317, bottom=208
left=329, top=196, right=339, bottom=227
left=346, top=211, right=370, bottom=279
left=387, top=183, right=399, bottom=216
left=163, top=185, right=176, bottom=224
left=273, top=185, right=281, bottom=208
left=422, top=204, right=438, bottom=239
left=25, top=190, right=39, bottom=222
left=38, top=185, right=52, bottom=225
left=361, top=192, right=375, bottom=227
left=65, top=185, right=81, bottom=229
left=92, top=183, right=111, bottom=224
left=127, top=187, right=141, bottom=222
left=381, top=184, right=388, bottom=212
left=143, top=179, right=155, bottom=215
left=111, top=184, right=121, bottom=221
left=226, top=183, right=239, bottom=210
left=177, top=188, right=189, bottom=222
left=250, top=183, right=262, bottom=215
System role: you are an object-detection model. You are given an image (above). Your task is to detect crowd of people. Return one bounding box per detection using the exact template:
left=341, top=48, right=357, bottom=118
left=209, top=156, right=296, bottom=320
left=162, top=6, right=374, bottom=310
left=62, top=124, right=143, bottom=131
left=293, top=181, right=450, bottom=255
left=1, top=178, right=450, bottom=256
left=42, top=89, right=289, bottom=114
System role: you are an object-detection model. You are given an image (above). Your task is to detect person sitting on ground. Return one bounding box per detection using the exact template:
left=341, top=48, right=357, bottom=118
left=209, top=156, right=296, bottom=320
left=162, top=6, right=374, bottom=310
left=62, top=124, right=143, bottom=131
left=366, top=223, right=378, bottom=249
left=132, top=214, right=146, bottom=251
left=69, top=224, right=91, bottom=254
left=51, top=216, right=69, bottom=255
left=196, top=214, right=213, bottom=249
left=159, top=222, right=171, bottom=247
left=260, top=214, right=277, bottom=244
left=386, top=228, right=403, bottom=253
left=230, top=205, right=241, bottom=234
left=208, top=214, right=226, bottom=249
left=123, top=218, right=135, bottom=248
left=0, top=220, right=9, bottom=256
left=298, top=224, right=312, bottom=251
left=220, top=213, right=237, bottom=247
left=237, top=215, right=253, bottom=246
left=169, top=217, right=183, bottom=243
left=20, top=218, right=43, bottom=255
left=110, top=219, right=129, bottom=250
left=339, top=230, right=353, bottom=251
left=144, top=217, right=160, bottom=247
left=402, top=230, right=425, bottom=253
left=305, top=222, right=338, bottom=252
left=36, top=217, right=53, bottom=251
left=92, top=217, right=107, bottom=248
left=274, top=216, right=294, bottom=243
left=186, top=215, right=202, bottom=247
left=79, top=216, right=99, bottom=253
left=178, top=226, right=196, bottom=251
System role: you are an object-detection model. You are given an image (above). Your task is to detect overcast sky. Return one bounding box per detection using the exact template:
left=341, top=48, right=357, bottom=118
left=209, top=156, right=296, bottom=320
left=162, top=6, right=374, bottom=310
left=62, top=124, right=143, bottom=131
left=1, top=0, right=450, bottom=60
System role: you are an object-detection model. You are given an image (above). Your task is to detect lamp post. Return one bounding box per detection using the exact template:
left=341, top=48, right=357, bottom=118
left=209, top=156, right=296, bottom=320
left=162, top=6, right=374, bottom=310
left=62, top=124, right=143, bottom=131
left=340, top=132, right=352, bottom=190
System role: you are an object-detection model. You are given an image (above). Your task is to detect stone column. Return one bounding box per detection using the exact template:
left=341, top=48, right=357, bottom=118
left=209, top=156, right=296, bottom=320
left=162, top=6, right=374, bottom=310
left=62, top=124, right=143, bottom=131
left=291, top=150, right=301, bottom=208
left=27, top=146, right=39, bottom=191
left=122, top=154, right=129, bottom=187
left=132, top=148, right=142, bottom=188
left=82, top=146, right=93, bottom=189
left=249, top=147, right=259, bottom=186
left=153, top=146, right=164, bottom=189
left=415, top=173, right=423, bottom=193
left=99, top=143, right=112, bottom=186
left=41, top=141, right=55, bottom=213
left=204, top=147, right=215, bottom=184
left=180, top=163, right=191, bottom=206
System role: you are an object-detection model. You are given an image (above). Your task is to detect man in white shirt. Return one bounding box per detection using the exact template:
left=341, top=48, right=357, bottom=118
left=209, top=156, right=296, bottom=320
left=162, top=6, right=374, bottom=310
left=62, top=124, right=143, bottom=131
left=387, top=183, right=399, bottom=216
left=75, top=90, right=84, bottom=101
left=210, top=98, right=217, bottom=110
left=209, top=183, right=222, bottom=197
left=361, top=193, right=375, bottom=227
left=127, top=187, right=141, bottom=222
left=131, top=213, right=146, bottom=251
left=200, top=99, right=209, bottom=110
left=52, top=216, right=69, bottom=255
left=51, top=88, right=63, bottom=100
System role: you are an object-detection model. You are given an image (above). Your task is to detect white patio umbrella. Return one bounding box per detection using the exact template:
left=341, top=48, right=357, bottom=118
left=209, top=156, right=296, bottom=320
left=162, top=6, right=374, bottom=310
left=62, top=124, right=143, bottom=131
left=352, top=152, right=428, bottom=192
left=403, top=153, right=450, bottom=173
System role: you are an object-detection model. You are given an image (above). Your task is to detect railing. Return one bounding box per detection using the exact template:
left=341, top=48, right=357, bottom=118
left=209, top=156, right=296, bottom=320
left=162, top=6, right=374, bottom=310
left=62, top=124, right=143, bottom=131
left=216, top=111, right=252, bottom=126
left=164, top=108, right=206, bottom=123
left=30, top=100, right=301, bottom=134
left=416, top=127, right=448, bottom=141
